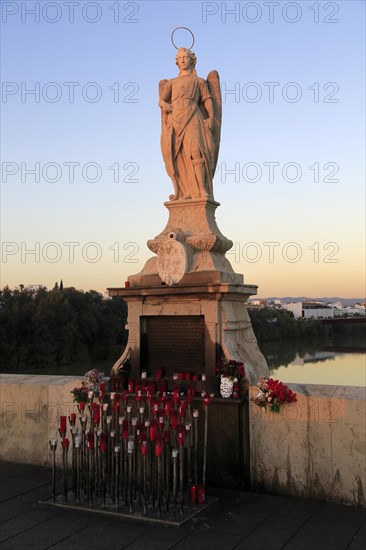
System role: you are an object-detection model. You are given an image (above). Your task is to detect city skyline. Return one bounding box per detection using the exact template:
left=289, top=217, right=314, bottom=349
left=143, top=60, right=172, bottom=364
left=1, top=1, right=365, bottom=298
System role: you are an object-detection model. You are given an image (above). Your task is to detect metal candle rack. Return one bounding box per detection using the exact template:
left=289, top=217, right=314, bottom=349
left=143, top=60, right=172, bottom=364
left=49, top=379, right=212, bottom=520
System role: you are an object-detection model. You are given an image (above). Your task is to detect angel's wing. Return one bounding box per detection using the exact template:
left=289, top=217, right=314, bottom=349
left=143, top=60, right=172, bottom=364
left=206, top=70, right=222, bottom=173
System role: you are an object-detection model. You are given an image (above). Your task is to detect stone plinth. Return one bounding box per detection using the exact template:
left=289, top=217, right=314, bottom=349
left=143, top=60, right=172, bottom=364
left=108, top=283, right=268, bottom=387
left=129, top=199, right=243, bottom=287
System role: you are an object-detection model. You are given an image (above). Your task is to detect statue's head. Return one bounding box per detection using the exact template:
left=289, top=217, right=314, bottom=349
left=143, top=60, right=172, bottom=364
left=176, top=47, right=197, bottom=74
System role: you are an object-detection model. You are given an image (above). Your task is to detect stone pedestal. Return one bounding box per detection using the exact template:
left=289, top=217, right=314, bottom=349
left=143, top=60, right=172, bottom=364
left=128, top=198, right=243, bottom=287
left=108, top=283, right=267, bottom=386
left=108, top=194, right=268, bottom=487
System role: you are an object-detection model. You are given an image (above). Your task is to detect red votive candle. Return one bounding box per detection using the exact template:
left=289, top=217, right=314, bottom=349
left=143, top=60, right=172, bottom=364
left=171, top=410, right=179, bottom=429
left=190, top=484, right=197, bottom=503
left=184, top=372, right=191, bottom=380
left=158, top=410, right=164, bottom=428
left=128, top=379, right=135, bottom=393
left=179, top=400, right=186, bottom=418
left=178, top=372, right=184, bottom=380
left=152, top=400, right=159, bottom=415
left=124, top=281, right=130, bottom=288
left=62, top=438, right=69, bottom=448
left=155, top=441, right=163, bottom=457
left=173, top=387, right=179, bottom=404
left=159, top=380, right=167, bottom=394
left=99, top=382, right=106, bottom=399
left=149, top=419, right=157, bottom=441
left=141, top=441, right=148, bottom=456
left=100, top=433, right=107, bottom=452
left=155, top=367, right=163, bottom=381
left=192, top=374, right=199, bottom=381
left=203, top=394, right=211, bottom=407
left=60, top=416, right=67, bottom=433
left=165, top=397, right=172, bottom=417
left=79, top=402, right=85, bottom=411
left=122, top=419, right=129, bottom=440
left=87, top=432, right=94, bottom=450
left=70, top=413, right=76, bottom=426
left=164, top=429, right=171, bottom=443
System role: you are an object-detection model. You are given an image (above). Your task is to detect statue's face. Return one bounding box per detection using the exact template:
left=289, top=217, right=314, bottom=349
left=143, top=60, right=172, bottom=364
left=176, top=50, right=192, bottom=71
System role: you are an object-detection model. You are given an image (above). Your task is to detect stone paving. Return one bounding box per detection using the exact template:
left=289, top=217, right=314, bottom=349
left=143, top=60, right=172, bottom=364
left=0, top=461, right=365, bottom=550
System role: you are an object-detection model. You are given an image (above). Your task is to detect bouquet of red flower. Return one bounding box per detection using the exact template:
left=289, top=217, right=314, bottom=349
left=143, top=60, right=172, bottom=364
left=71, top=383, right=88, bottom=403
left=251, top=377, right=297, bottom=413
left=216, top=358, right=245, bottom=382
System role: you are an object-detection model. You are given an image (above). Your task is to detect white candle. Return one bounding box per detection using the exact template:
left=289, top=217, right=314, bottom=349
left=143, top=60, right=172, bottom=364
left=141, top=371, right=147, bottom=379
left=193, top=409, right=199, bottom=418
left=201, top=374, right=206, bottom=381
left=127, top=406, right=132, bottom=413
left=173, top=373, right=178, bottom=380
left=172, top=448, right=178, bottom=458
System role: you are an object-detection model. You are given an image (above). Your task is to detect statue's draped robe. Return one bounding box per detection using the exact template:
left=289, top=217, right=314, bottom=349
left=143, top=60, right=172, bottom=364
left=161, top=75, right=215, bottom=199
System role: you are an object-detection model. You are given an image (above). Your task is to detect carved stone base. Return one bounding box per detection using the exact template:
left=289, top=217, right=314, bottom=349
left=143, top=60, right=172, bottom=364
left=128, top=198, right=243, bottom=287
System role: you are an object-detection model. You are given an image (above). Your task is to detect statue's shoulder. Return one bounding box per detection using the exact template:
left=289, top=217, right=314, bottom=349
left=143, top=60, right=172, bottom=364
left=159, top=78, right=173, bottom=87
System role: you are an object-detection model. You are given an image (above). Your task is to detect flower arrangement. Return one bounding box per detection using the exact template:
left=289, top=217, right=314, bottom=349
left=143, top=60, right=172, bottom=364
left=251, top=377, right=297, bottom=413
left=71, top=383, right=88, bottom=403
left=216, top=358, right=245, bottom=382
left=71, top=369, right=104, bottom=402
left=84, top=368, right=103, bottom=385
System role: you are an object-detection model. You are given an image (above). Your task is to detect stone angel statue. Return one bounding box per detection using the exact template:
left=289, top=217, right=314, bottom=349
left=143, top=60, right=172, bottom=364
left=158, top=47, right=222, bottom=201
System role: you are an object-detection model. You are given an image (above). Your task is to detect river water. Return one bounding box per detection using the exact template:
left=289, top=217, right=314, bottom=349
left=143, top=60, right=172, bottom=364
left=262, top=337, right=366, bottom=387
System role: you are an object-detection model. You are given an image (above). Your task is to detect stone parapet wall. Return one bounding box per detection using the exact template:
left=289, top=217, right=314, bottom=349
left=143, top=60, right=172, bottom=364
left=249, top=383, right=366, bottom=507
left=1, top=375, right=364, bottom=506
left=1, top=374, right=80, bottom=467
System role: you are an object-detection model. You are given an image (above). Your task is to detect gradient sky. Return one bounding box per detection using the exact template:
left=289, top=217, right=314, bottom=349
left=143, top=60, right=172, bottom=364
left=1, top=0, right=365, bottom=298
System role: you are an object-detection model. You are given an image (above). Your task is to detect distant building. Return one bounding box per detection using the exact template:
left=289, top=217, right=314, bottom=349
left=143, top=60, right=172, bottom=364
left=248, top=299, right=268, bottom=307
left=283, top=301, right=334, bottom=319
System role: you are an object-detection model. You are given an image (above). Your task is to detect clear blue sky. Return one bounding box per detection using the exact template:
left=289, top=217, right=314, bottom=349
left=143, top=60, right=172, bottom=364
left=1, top=0, right=365, bottom=297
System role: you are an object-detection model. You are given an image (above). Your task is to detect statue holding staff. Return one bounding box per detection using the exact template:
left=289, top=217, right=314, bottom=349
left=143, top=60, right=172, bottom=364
left=159, top=46, right=222, bottom=201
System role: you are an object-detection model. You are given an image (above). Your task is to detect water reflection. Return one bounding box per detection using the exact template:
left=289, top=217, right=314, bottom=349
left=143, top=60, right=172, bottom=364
left=262, top=337, right=366, bottom=387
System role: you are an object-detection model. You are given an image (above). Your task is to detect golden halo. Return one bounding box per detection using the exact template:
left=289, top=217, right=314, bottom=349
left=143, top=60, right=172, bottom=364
left=171, top=27, right=195, bottom=50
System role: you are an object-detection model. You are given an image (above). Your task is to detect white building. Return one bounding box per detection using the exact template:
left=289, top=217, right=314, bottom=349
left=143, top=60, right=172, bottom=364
left=283, top=301, right=334, bottom=319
